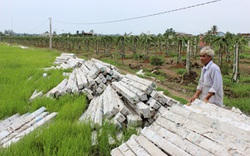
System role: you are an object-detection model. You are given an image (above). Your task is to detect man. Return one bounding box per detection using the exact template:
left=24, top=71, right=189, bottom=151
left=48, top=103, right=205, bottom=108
left=190, top=46, right=224, bottom=107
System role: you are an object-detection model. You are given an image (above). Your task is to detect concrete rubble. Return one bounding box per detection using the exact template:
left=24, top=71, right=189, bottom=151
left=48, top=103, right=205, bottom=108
left=0, top=107, right=57, bottom=148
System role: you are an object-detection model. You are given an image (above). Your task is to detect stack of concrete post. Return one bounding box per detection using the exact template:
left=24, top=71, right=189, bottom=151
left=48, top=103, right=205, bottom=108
left=79, top=84, right=144, bottom=128
left=111, top=99, right=250, bottom=156
left=0, top=107, right=57, bottom=148
left=45, top=57, right=123, bottom=98
left=40, top=53, right=180, bottom=128
left=77, top=71, right=180, bottom=128
left=44, top=53, right=84, bottom=70
left=111, top=73, right=180, bottom=127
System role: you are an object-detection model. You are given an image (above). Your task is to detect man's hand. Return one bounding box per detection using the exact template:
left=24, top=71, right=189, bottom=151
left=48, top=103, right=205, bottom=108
left=189, top=90, right=202, bottom=103
left=190, top=95, right=197, bottom=103
left=203, top=98, right=209, bottom=103
left=203, top=92, right=215, bottom=103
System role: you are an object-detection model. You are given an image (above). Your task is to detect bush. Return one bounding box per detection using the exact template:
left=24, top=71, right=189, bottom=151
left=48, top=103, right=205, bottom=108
left=176, top=68, right=186, bottom=75
left=149, top=56, right=164, bottom=66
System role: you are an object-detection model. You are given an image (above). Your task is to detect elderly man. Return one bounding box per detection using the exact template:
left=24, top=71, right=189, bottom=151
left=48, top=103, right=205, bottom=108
left=190, top=46, right=224, bottom=107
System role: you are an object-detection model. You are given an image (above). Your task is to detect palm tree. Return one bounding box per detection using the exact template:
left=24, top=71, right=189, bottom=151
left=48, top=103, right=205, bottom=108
left=211, top=25, right=218, bottom=35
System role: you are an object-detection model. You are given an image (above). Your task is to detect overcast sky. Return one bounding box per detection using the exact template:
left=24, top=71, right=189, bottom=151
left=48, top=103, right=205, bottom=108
left=0, top=0, right=249, bottom=35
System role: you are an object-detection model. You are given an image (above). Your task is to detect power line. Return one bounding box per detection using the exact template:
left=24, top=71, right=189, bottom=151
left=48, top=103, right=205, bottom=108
left=54, top=0, right=221, bottom=25
left=27, top=19, right=49, bottom=33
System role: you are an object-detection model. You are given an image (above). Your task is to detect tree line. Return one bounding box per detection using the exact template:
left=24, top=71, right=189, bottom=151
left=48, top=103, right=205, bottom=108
left=1, top=26, right=249, bottom=82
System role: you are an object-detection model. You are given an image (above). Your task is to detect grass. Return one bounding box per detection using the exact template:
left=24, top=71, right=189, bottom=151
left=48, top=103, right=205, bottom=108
left=175, top=68, right=186, bottom=75
left=0, top=44, right=61, bottom=118
left=0, top=43, right=138, bottom=156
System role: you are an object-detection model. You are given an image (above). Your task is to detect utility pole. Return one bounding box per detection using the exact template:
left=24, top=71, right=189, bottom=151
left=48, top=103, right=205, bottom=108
left=49, top=17, right=52, bottom=50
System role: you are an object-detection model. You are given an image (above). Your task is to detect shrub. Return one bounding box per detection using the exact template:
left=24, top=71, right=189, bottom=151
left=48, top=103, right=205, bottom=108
left=176, top=68, right=186, bottom=75
left=149, top=56, right=164, bottom=66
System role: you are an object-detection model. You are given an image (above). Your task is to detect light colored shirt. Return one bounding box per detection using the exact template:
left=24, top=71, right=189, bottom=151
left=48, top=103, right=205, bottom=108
left=197, top=60, right=224, bottom=106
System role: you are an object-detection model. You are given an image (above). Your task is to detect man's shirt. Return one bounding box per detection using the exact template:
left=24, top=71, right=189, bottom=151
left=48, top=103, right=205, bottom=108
left=197, top=60, right=224, bottom=106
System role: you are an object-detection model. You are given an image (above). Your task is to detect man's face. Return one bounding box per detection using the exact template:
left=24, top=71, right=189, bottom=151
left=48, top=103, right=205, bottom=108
left=199, top=53, right=212, bottom=66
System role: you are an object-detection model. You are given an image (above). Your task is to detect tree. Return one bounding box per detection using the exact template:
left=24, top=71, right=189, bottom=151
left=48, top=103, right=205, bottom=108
left=212, top=36, right=229, bottom=65
left=211, top=25, right=218, bottom=35
left=139, top=33, right=154, bottom=60
left=125, top=35, right=139, bottom=54
left=102, top=36, right=113, bottom=56
left=224, top=32, right=235, bottom=62
left=115, top=34, right=127, bottom=65
left=203, top=30, right=214, bottom=46
left=53, top=31, right=57, bottom=36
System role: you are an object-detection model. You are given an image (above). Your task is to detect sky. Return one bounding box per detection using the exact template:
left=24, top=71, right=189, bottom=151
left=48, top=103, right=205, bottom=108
left=0, top=0, right=250, bottom=35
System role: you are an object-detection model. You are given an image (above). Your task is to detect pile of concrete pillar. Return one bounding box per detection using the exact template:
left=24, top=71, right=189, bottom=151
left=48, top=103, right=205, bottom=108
left=0, top=107, right=57, bottom=148
left=44, top=59, right=123, bottom=98
left=38, top=53, right=180, bottom=128
left=111, top=99, right=250, bottom=156
left=44, top=53, right=84, bottom=70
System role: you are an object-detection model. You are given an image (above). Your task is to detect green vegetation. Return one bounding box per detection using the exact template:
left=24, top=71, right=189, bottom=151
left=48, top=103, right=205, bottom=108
left=175, top=68, right=186, bottom=75
left=223, top=73, right=250, bottom=114
left=0, top=44, right=61, bottom=118
left=149, top=56, right=164, bottom=66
